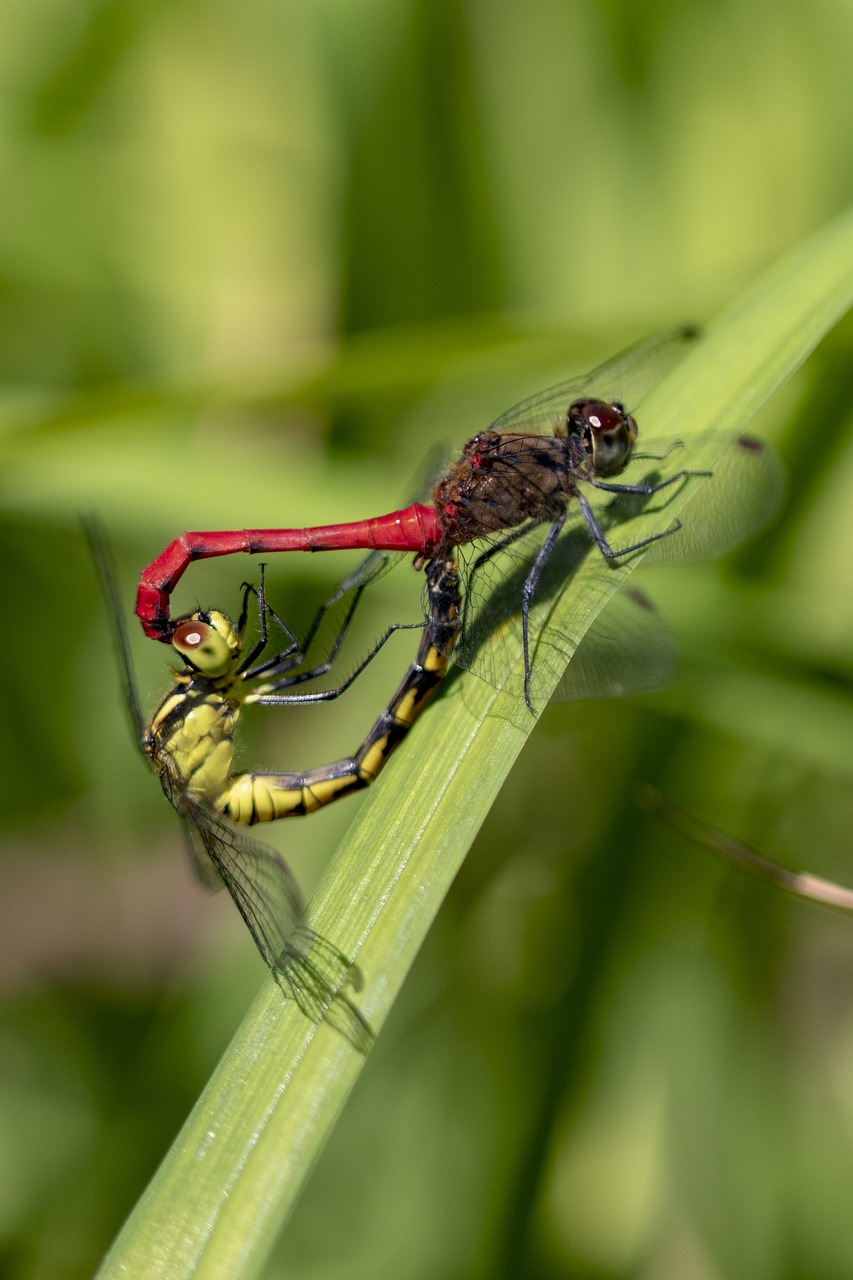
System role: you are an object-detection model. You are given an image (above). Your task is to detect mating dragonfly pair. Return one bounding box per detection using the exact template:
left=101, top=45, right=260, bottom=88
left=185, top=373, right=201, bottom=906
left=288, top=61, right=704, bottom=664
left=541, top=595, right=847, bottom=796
left=96, top=326, right=779, bottom=1048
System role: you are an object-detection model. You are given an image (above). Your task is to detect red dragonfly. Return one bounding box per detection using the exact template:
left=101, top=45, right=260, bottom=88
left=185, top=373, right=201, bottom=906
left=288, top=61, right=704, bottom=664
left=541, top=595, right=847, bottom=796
left=136, top=326, right=770, bottom=709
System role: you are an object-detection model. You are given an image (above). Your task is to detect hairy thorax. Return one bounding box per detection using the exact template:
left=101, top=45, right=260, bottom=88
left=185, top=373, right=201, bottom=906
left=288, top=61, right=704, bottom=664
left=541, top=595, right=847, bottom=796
left=147, top=688, right=239, bottom=805
left=433, top=431, right=573, bottom=543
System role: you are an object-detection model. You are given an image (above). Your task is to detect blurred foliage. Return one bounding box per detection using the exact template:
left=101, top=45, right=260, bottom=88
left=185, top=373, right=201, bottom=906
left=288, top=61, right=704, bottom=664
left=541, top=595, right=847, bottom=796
left=1, top=0, right=853, bottom=1278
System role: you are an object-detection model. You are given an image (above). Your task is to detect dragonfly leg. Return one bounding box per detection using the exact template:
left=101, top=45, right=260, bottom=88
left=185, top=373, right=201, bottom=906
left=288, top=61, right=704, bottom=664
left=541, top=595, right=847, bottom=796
left=298, top=552, right=391, bottom=655
left=235, top=579, right=254, bottom=636
left=242, top=556, right=390, bottom=684
left=246, top=620, right=425, bottom=704
left=227, top=560, right=460, bottom=820
left=577, top=490, right=683, bottom=558
left=237, top=566, right=302, bottom=675
left=225, top=635, right=451, bottom=820
left=630, top=439, right=685, bottom=463
left=242, top=587, right=364, bottom=682
left=521, top=513, right=566, bottom=713
left=589, top=466, right=710, bottom=496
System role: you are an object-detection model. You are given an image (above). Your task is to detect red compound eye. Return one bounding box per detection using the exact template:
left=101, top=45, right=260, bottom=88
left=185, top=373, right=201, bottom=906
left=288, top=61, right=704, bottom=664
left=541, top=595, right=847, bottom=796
left=171, top=617, right=232, bottom=676
left=582, top=401, right=625, bottom=433
left=173, top=620, right=212, bottom=650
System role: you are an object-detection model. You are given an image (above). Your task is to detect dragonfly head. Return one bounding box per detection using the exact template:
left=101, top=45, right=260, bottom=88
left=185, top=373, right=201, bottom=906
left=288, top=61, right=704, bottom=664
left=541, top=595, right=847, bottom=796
left=172, top=610, right=241, bottom=679
left=568, top=398, right=638, bottom=478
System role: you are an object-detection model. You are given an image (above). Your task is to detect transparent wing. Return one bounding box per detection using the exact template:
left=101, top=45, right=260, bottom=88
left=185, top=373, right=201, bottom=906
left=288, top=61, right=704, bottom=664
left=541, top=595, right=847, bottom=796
left=551, top=586, right=676, bottom=702
left=180, top=791, right=373, bottom=1051
left=181, top=818, right=227, bottom=891
left=278, top=927, right=374, bottom=1052
left=83, top=515, right=146, bottom=748
left=488, top=324, right=700, bottom=434
left=639, top=434, right=785, bottom=564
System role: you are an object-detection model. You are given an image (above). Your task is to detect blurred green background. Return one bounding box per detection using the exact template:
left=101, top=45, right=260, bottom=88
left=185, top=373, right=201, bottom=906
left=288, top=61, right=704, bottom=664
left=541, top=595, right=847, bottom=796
left=2, top=0, right=853, bottom=1277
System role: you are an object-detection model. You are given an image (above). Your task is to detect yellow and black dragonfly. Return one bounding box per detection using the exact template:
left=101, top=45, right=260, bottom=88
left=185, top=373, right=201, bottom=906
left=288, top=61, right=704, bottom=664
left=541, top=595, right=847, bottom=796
left=87, top=519, right=460, bottom=1049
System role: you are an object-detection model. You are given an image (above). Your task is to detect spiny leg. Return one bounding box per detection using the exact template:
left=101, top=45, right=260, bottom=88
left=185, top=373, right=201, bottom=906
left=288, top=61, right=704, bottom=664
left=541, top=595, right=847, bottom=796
left=629, top=440, right=686, bottom=464
left=520, top=513, right=566, bottom=713
left=247, top=620, right=425, bottom=705
left=297, top=552, right=389, bottom=652
left=576, top=490, right=683, bottom=560
left=243, top=561, right=383, bottom=685
left=237, top=566, right=301, bottom=675
left=589, top=465, right=710, bottom=497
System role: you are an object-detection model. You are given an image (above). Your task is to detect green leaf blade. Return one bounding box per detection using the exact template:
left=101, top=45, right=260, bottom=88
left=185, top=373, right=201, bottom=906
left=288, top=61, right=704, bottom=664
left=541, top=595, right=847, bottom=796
left=97, top=204, right=853, bottom=1280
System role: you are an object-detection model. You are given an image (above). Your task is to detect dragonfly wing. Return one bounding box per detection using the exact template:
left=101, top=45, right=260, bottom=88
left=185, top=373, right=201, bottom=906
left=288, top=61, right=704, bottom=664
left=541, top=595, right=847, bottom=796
left=83, top=515, right=147, bottom=750
left=333, top=548, right=395, bottom=593
left=183, top=799, right=304, bottom=963
left=550, top=586, right=676, bottom=702
left=274, top=927, right=374, bottom=1053
left=487, top=325, right=700, bottom=434
left=182, top=796, right=373, bottom=1050
left=637, top=433, right=784, bottom=564
left=180, top=817, right=226, bottom=890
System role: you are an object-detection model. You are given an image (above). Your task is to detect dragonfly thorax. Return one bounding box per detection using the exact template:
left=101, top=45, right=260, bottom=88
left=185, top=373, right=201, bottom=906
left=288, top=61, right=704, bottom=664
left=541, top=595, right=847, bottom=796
left=434, top=431, right=570, bottom=542
left=150, top=691, right=239, bottom=805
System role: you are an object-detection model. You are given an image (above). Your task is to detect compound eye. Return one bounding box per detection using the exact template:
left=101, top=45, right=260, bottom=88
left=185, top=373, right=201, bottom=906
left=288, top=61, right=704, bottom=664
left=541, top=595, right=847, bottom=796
left=172, top=619, right=231, bottom=676
left=586, top=401, right=624, bottom=433
left=574, top=399, right=637, bottom=477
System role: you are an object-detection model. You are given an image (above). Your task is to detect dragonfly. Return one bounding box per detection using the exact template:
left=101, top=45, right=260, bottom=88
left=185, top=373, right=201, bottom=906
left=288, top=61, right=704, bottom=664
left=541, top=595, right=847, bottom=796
left=88, top=518, right=461, bottom=1048
left=135, top=326, right=715, bottom=711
